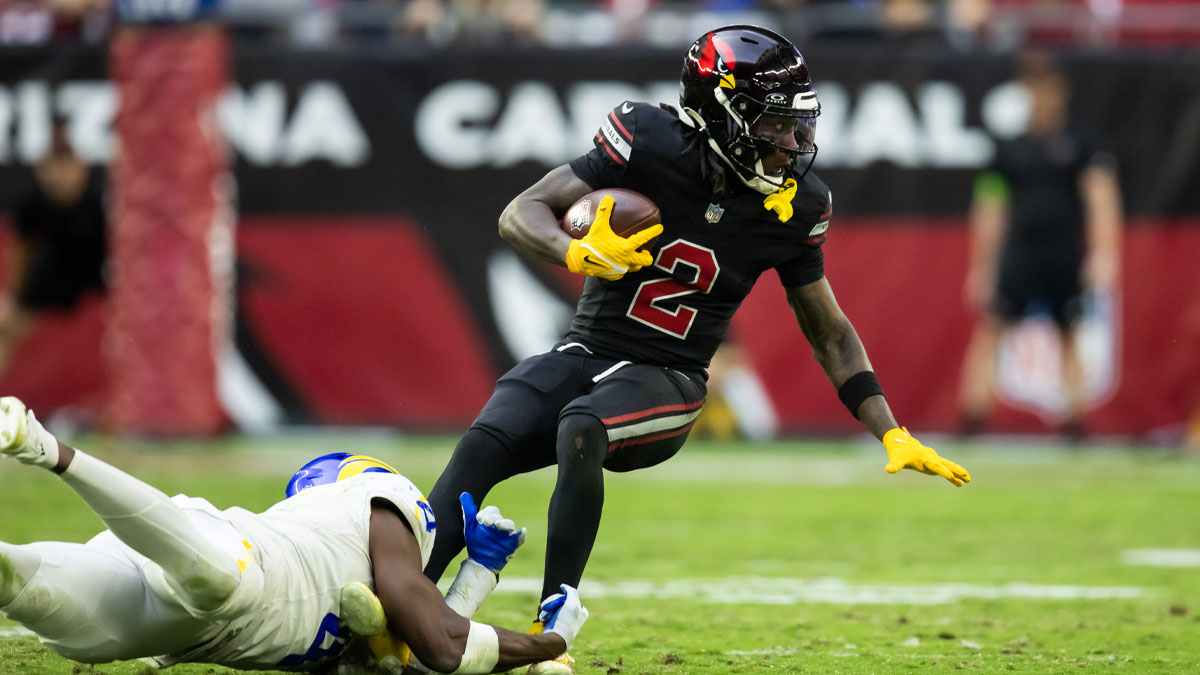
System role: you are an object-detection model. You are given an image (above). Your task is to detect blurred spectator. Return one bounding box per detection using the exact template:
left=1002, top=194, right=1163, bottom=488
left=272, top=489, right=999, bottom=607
left=881, top=0, right=931, bottom=32
left=396, top=0, right=545, bottom=45
left=49, top=0, right=110, bottom=41
left=879, top=0, right=949, bottom=44
left=497, top=0, right=545, bottom=42
left=945, top=0, right=994, bottom=49
left=956, top=51, right=1122, bottom=439
left=290, top=0, right=341, bottom=46
left=222, top=0, right=1200, bottom=48
left=399, top=0, right=449, bottom=41
left=807, top=0, right=943, bottom=44
left=0, top=0, right=110, bottom=44
left=0, top=118, right=107, bottom=381
left=0, top=0, right=53, bottom=43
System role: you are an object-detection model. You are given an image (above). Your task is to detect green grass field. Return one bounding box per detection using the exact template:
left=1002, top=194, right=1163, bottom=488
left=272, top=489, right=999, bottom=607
left=1, top=433, right=1199, bottom=674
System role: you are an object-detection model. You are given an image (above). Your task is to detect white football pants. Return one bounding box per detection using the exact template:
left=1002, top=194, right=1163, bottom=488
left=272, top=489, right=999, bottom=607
left=0, top=450, right=244, bottom=662
left=0, top=538, right=213, bottom=662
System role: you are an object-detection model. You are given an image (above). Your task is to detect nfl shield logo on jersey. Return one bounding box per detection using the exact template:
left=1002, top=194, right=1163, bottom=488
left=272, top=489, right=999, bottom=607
left=704, top=203, right=724, bottom=223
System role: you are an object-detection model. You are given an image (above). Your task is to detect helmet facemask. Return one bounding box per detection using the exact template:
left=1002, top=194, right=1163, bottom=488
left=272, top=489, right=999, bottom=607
left=679, top=26, right=822, bottom=195
left=714, top=89, right=819, bottom=194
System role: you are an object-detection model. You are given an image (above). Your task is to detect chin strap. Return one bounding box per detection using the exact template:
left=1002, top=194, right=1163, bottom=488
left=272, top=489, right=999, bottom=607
left=763, top=178, right=798, bottom=222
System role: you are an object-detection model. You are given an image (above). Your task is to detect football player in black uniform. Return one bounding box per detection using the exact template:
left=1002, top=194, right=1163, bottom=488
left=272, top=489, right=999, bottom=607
left=424, top=25, right=971, bottom=672
left=1, top=117, right=106, bottom=381
left=958, top=51, right=1122, bottom=438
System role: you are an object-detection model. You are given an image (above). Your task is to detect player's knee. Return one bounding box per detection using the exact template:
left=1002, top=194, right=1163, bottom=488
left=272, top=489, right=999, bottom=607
left=556, top=413, right=607, bottom=466
left=172, top=559, right=241, bottom=613
left=604, top=443, right=682, bottom=472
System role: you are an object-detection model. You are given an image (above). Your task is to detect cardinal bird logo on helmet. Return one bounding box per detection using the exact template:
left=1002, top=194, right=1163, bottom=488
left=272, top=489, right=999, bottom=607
left=679, top=25, right=821, bottom=195
left=698, top=33, right=737, bottom=89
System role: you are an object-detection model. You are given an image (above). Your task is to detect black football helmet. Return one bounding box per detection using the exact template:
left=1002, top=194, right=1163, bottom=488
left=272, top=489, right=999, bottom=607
left=679, top=25, right=820, bottom=194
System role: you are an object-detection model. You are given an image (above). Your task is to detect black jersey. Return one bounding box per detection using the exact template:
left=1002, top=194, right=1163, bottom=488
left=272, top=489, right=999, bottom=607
left=12, top=169, right=107, bottom=307
left=991, top=124, right=1114, bottom=263
left=13, top=169, right=106, bottom=260
left=566, top=101, right=832, bottom=372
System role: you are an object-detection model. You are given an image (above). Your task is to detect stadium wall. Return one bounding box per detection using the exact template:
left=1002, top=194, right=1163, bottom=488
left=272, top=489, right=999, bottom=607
left=0, top=45, right=1197, bottom=437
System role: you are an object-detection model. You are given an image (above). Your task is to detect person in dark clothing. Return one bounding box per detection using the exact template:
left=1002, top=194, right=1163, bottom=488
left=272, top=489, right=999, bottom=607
left=421, top=26, right=971, bottom=673
left=1, top=119, right=107, bottom=378
left=958, top=51, right=1123, bottom=438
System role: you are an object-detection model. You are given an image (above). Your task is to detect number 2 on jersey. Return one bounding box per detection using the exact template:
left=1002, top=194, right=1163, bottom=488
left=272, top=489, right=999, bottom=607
left=627, top=239, right=719, bottom=339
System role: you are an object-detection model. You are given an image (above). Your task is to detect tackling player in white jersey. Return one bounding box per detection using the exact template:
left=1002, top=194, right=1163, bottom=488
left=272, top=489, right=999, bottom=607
left=0, top=396, right=587, bottom=673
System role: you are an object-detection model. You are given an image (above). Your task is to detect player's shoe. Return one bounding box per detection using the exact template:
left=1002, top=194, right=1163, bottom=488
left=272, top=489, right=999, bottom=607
left=339, top=583, right=419, bottom=674
left=339, top=581, right=387, bottom=636
left=526, top=653, right=575, bottom=674
left=0, top=396, right=58, bottom=469
left=526, top=620, right=575, bottom=675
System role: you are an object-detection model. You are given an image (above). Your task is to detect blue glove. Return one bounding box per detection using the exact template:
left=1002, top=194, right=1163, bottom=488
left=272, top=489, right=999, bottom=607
left=537, top=585, right=589, bottom=650
left=460, top=492, right=526, bottom=573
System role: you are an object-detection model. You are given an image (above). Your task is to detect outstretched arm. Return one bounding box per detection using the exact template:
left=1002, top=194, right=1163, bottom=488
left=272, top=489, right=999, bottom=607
left=368, top=504, right=583, bottom=673
left=786, top=279, right=895, bottom=437
left=785, top=281, right=971, bottom=487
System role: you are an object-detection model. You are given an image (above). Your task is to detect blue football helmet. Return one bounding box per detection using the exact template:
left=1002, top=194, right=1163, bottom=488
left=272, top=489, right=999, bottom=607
left=286, top=452, right=399, bottom=497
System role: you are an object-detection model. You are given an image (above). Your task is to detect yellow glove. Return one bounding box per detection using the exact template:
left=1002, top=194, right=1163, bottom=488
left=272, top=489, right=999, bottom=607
left=564, top=194, right=663, bottom=281
left=883, top=427, right=971, bottom=487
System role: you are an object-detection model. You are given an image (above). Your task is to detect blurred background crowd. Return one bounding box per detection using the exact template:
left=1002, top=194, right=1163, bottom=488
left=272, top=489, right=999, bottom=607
left=0, top=0, right=1196, bottom=447
left=2, top=0, right=1198, bottom=49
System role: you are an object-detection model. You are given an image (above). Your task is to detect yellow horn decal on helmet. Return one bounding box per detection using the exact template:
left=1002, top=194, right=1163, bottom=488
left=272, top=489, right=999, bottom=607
left=337, top=455, right=399, bottom=481
left=719, top=74, right=736, bottom=89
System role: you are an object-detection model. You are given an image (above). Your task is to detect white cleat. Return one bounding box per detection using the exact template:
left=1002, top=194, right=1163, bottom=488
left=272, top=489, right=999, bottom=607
left=339, top=581, right=387, bottom=637
left=0, top=396, right=59, bottom=469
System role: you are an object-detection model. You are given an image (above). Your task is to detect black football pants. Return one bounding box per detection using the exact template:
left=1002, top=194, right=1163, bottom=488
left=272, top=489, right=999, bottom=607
left=423, top=344, right=706, bottom=603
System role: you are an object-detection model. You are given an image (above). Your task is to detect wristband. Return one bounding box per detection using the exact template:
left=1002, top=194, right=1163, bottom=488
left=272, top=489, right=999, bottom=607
left=445, top=558, right=498, bottom=618
left=837, top=371, right=884, bottom=419
left=451, top=621, right=499, bottom=674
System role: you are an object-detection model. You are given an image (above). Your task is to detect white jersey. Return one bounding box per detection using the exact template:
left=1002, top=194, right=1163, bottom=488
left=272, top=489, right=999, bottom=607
left=123, top=472, right=436, bottom=670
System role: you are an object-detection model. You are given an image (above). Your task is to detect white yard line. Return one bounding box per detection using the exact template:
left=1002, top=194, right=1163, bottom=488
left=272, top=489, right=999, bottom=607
left=0, top=626, right=35, bottom=637
left=491, top=576, right=1149, bottom=605
left=726, top=647, right=798, bottom=656
left=1121, top=549, right=1200, bottom=567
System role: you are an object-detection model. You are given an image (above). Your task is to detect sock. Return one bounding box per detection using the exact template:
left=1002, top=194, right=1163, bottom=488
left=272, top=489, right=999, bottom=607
left=60, top=451, right=240, bottom=612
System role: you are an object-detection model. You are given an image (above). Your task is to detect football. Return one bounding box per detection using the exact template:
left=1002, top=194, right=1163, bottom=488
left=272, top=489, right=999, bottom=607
left=560, top=188, right=661, bottom=249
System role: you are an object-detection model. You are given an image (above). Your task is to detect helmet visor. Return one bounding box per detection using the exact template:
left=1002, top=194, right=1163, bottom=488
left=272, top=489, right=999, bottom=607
left=747, top=113, right=819, bottom=181
left=793, top=116, right=818, bottom=154
left=750, top=114, right=817, bottom=154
